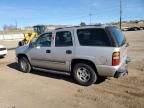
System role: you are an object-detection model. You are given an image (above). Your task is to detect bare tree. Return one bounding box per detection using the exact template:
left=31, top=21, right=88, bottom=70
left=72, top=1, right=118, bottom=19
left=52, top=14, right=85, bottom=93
left=3, top=24, right=17, bottom=31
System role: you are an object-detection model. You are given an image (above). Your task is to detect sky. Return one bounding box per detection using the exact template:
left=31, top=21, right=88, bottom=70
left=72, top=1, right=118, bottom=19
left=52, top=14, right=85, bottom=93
left=0, top=0, right=144, bottom=29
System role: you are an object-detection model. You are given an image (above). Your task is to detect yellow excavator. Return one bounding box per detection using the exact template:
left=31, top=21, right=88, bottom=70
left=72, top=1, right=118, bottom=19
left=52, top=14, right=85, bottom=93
left=18, top=25, right=46, bottom=46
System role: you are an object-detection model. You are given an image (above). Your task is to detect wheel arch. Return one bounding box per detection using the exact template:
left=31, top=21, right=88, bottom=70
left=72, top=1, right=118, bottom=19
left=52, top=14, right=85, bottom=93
left=17, top=54, right=30, bottom=63
left=17, top=53, right=32, bottom=73
left=71, top=59, right=98, bottom=75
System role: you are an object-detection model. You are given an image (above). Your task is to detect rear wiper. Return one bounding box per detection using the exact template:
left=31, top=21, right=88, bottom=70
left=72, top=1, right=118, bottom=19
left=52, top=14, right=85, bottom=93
left=126, top=42, right=129, bottom=47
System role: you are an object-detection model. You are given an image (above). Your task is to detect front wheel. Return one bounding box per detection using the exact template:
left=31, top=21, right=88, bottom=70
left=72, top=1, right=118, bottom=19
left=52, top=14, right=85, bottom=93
left=73, top=63, right=97, bottom=86
left=18, top=56, right=31, bottom=73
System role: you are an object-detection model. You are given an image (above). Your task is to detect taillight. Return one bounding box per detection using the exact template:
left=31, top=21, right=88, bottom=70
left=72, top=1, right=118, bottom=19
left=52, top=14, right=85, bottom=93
left=112, top=52, right=120, bottom=66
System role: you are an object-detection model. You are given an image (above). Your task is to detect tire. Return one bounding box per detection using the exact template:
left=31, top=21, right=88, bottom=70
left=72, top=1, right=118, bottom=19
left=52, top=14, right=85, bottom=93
left=0, top=55, right=6, bottom=58
left=73, top=63, right=97, bottom=86
left=18, top=56, right=31, bottom=73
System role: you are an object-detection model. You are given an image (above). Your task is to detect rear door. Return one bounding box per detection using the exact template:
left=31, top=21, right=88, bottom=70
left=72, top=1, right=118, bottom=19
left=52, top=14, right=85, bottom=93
left=49, top=29, right=74, bottom=71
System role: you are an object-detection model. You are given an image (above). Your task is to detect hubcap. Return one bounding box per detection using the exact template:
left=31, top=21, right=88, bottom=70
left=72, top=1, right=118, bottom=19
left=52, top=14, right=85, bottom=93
left=76, top=67, right=91, bottom=82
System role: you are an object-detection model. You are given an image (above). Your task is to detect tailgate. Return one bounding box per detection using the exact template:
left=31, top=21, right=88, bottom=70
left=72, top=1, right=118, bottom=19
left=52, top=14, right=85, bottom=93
left=120, top=43, right=128, bottom=62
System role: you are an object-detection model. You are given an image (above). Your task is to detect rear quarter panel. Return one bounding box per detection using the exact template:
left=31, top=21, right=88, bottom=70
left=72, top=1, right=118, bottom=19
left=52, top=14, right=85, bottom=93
left=75, top=46, right=115, bottom=66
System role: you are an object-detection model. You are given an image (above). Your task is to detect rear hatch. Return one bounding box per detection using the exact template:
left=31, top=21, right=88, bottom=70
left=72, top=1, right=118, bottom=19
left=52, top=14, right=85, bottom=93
left=106, top=27, right=128, bottom=65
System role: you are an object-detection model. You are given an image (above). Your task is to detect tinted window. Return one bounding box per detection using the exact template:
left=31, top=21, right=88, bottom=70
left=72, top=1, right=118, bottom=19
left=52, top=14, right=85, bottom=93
left=77, top=28, right=111, bottom=46
left=107, top=27, right=126, bottom=46
left=35, top=33, right=52, bottom=47
left=55, top=31, right=73, bottom=47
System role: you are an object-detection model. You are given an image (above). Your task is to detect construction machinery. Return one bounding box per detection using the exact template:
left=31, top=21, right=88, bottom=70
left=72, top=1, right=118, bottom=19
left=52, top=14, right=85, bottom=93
left=18, top=25, right=46, bottom=46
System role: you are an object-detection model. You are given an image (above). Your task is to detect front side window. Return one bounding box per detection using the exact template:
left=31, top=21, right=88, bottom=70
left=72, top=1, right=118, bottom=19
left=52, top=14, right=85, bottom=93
left=35, top=33, right=52, bottom=47
left=77, top=28, right=111, bottom=46
left=55, top=31, right=73, bottom=47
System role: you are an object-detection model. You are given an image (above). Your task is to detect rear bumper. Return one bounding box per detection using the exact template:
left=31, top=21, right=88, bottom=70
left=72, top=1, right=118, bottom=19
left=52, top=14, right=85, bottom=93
left=114, top=62, right=128, bottom=78
left=96, top=59, right=128, bottom=77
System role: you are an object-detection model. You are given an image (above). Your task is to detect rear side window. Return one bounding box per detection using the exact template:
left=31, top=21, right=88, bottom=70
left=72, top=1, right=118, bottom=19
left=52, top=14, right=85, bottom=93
left=77, top=28, right=111, bottom=46
left=55, top=31, right=73, bottom=47
left=107, top=27, right=126, bottom=46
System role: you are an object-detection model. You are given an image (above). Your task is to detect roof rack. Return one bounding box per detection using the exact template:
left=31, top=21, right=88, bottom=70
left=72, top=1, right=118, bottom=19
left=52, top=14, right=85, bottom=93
left=55, top=24, right=104, bottom=30
left=55, top=27, right=64, bottom=30
left=85, top=24, right=102, bottom=26
left=55, top=26, right=80, bottom=30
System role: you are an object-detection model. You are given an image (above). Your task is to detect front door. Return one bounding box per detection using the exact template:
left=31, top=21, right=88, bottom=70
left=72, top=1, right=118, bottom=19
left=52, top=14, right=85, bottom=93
left=27, top=32, right=53, bottom=68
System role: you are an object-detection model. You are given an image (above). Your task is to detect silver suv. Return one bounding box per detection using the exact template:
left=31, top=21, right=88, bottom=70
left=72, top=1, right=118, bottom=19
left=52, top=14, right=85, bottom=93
left=16, top=25, right=128, bottom=86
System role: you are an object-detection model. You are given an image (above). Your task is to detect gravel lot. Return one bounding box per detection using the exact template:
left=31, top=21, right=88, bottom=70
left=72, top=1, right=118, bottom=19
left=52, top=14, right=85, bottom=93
left=0, top=31, right=144, bottom=108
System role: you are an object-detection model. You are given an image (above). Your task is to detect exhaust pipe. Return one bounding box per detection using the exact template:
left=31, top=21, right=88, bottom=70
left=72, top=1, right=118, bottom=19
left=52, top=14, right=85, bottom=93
left=114, top=71, right=128, bottom=78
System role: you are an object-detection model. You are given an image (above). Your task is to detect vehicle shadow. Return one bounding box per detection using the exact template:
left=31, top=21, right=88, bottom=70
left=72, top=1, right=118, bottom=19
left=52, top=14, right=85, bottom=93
left=7, top=62, right=75, bottom=84
left=95, top=76, right=107, bottom=84
left=7, top=62, right=106, bottom=85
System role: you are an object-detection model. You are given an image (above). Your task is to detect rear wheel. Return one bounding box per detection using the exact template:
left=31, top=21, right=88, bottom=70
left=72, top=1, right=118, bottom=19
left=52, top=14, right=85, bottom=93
left=73, top=63, right=97, bottom=86
left=18, top=56, right=31, bottom=73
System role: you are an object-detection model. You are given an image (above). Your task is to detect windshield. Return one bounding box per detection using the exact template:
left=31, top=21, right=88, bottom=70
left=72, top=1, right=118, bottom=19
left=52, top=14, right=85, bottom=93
left=107, top=27, right=126, bottom=46
left=30, top=36, right=38, bottom=43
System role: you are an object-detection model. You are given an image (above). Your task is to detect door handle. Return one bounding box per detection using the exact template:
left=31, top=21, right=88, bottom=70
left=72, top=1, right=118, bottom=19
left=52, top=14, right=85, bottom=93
left=46, top=50, right=51, bottom=53
left=66, top=50, right=72, bottom=54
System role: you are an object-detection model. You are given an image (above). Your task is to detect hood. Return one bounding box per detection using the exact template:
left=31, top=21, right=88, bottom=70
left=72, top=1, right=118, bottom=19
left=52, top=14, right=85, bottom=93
left=16, top=45, right=29, bottom=54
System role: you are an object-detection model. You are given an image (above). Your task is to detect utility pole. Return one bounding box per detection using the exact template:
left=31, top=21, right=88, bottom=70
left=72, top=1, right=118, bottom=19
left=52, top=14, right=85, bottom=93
left=120, top=0, right=122, bottom=29
left=89, top=13, right=92, bottom=24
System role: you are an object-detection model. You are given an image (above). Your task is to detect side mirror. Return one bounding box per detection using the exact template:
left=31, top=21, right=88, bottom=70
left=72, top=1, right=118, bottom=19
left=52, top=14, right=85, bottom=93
left=29, top=42, right=36, bottom=48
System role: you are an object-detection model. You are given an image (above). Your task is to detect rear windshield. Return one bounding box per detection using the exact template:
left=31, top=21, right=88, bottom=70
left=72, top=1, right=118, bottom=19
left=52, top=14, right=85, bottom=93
left=107, top=27, right=126, bottom=46
left=77, top=28, right=111, bottom=46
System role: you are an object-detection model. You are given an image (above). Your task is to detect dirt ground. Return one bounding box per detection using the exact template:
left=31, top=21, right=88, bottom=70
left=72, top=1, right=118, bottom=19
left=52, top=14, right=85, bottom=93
left=0, top=31, right=144, bottom=108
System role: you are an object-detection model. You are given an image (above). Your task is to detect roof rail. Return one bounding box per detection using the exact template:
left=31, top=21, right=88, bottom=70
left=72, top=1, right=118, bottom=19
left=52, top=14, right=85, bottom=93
left=55, top=27, right=64, bottom=30
left=55, top=24, right=104, bottom=30
left=55, top=26, right=80, bottom=30
left=85, top=24, right=102, bottom=26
